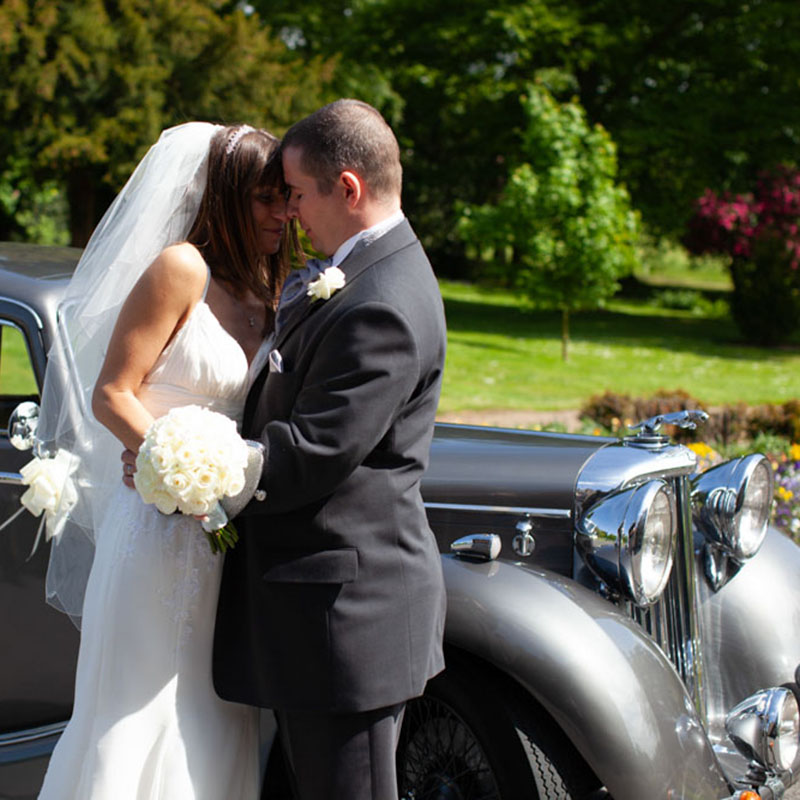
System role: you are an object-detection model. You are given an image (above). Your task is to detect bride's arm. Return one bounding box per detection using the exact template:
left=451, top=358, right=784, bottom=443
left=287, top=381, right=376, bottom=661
left=92, top=244, right=207, bottom=453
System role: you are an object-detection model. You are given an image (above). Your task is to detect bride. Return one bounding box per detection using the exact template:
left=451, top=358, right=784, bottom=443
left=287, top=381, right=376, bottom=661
left=35, top=121, right=293, bottom=799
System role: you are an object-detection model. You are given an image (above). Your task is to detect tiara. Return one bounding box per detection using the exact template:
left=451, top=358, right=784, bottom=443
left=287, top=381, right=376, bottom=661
left=225, top=125, right=255, bottom=155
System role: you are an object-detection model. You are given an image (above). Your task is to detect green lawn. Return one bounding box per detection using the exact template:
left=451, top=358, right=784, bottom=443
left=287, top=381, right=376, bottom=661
left=439, top=280, right=800, bottom=414
left=0, top=325, right=38, bottom=394
left=3, top=279, right=798, bottom=416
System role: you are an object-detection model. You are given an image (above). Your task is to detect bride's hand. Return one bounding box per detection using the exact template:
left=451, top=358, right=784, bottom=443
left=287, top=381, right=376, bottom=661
left=121, top=449, right=137, bottom=488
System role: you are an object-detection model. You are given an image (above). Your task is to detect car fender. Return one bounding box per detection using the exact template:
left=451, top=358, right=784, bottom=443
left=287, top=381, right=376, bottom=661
left=699, top=526, right=800, bottom=714
left=441, top=554, right=732, bottom=800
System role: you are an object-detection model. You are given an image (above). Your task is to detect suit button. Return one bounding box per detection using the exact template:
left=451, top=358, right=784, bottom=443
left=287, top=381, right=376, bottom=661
left=254, top=489, right=266, bottom=502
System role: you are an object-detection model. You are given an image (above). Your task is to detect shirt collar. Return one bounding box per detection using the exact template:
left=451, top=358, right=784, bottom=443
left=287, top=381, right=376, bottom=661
left=329, top=209, right=405, bottom=268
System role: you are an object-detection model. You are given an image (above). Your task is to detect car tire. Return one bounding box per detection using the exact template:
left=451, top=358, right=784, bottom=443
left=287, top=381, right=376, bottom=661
left=397, top=662, right=596, bottom=800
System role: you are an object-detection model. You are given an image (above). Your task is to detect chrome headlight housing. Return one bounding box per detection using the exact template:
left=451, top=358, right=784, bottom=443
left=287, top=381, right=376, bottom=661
left=726, top=687, right=800, bottom=772
left=691, top=454, right=773, bottom=562
left=577, top=480, right=677, bottom=607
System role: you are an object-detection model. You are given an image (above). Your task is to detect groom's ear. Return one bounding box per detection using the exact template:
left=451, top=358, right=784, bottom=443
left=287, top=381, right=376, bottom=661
left=340, top=170, right=363, bottom=207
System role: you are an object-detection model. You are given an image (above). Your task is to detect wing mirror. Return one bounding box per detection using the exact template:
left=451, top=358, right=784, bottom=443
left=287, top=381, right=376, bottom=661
left=8, top=401, right=40, bottom=451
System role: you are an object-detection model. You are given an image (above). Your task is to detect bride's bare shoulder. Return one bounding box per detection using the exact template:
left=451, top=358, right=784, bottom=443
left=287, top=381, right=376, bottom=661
left=150, top=243, right=207, bottom=286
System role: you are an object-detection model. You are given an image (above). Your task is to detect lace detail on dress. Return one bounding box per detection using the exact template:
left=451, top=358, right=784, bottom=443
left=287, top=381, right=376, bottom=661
left=156, top=519, right=217, bottom=651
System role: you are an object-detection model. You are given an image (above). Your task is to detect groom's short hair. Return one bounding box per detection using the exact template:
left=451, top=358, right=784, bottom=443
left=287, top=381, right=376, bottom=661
left=282, top=99, right=402, bottom=200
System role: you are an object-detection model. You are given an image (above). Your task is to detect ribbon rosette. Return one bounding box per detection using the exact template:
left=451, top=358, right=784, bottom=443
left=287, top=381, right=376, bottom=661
left=134, top=405, right=249, bottom=554
left=0, top=449, right=79, bottom=545
left=307, top=266, right=346, bottom=301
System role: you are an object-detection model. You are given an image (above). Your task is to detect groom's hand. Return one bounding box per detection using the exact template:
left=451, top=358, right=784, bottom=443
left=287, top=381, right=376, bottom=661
left=121, top=449, right=137, bottom=488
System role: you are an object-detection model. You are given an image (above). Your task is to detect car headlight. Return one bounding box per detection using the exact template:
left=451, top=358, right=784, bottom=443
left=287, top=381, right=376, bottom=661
left=577, top=480, right=676, bottom=607
left=691, top=454, right=773, bottom=562
left=726, top=687, right=800, bottom=772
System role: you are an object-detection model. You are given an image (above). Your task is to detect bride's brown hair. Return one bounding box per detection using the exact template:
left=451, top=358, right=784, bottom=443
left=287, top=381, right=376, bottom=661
left=187, top=125, right=297, bottom=309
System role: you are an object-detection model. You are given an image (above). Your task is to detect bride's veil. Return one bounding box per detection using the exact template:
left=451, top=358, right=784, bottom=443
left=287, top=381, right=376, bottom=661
left=38, top=121, right=222, bottom=627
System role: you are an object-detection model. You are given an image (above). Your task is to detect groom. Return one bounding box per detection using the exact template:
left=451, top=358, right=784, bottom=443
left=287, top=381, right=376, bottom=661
left=213, top=100, right=447, bottom=799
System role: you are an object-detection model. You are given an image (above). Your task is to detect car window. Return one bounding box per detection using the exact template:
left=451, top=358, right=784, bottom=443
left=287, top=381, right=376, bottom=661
left=0, top=321, right=39, bottom=429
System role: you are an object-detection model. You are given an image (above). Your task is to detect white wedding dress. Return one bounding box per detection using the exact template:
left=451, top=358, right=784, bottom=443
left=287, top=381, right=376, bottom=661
left=38, top=278, right=269, bottom=800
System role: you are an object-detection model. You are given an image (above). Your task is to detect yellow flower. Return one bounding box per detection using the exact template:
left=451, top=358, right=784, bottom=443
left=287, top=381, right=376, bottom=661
left=789, top=443, right=800, bottom=461
left=777, top=486, right=794, bottom=501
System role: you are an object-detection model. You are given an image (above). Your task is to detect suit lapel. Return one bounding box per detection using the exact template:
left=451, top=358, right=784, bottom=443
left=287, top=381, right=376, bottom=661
left=273, top=220, right=417, bottom=351
left=243, top=361, right=269, bottom=434
left=243, top=219, right=419, bottom=432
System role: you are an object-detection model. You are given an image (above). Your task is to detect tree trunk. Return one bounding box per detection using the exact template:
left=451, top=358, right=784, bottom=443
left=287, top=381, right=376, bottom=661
left=561, top=307, right=570, bottom=361
left=66, top=168, right=98, bottom=247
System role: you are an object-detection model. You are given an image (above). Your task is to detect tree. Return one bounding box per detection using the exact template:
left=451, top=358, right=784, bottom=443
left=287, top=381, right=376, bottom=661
left=572, top=0, right=800, bottom=236
left=248, top=0, right=586, bottom=271
left=0, top=0, right=333, bottom=245
left=458, top=85, right=639, bottom=360
left=248, top=0, right=800, bottom=266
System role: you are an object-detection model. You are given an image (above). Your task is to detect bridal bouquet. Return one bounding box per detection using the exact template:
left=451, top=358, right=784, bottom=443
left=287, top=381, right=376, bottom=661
left=134, top=405, right=249, bottom=554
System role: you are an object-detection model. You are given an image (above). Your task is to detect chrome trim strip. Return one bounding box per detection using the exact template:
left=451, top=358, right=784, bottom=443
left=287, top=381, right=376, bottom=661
left=425, top=501, right=571, bottom=519
left=0, top=297, right=45, bottom=330
left=0, top=721, right=66, bottom=747
left=0, top=471, right=23, bottom=485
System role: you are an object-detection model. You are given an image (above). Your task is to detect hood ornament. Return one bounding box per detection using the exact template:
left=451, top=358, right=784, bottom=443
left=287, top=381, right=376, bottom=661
left=626, top=409, right=709, bottom=448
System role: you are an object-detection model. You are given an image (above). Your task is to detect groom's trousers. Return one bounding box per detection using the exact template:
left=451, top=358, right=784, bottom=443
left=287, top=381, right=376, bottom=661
left=276, top=702, right=405, bottom=800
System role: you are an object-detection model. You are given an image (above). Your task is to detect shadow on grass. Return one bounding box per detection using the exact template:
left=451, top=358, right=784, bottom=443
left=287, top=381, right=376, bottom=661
left=443, top=296, right=800, bottom=361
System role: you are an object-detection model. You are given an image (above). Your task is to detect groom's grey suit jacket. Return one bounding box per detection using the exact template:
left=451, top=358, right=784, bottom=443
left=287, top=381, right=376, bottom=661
left=213, top=220, right=447, bottom=714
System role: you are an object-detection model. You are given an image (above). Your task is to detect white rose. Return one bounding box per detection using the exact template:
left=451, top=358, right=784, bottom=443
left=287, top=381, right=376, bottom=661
left=307, top=266, right=346, bottom=301
left=134, top=461, right=160, bottom=503
left=18, top=449, right=79, bottom=540
left=153, top=490, right=178, bottom=515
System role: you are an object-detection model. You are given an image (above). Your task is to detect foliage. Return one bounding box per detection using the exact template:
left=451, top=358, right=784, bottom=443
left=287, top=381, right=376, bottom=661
left=5, top=0, right=800, bottom=257
left=769, top=445, right=800, bottom=540
left=457, top=84, right=639, bottom=360
left=580, top=389, right=706, bottom=440
left=636, top=237, right=731, bottom=289
left=0, top=156, right=69, bottom=244
left=246, top=0, right=800, bottom=262
left=684, top=167, right=800, bottom=344
left=685, top=167, right=800, bottom=266
left=247, top=0, right=574, bottom=269
left=581, top=391, right=800, bottom=450
left=0, top=0, right=333, bottom=245
left=576, top=0, right=800, bottom=237
left=650, top=288, right=727, bottom=318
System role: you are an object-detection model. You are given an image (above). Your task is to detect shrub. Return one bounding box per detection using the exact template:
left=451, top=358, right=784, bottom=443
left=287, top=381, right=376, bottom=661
left=580, top=389, right=705, bottom=440
left=729, top=235, right=800, bottom=345
left=684, top=167, right=800, bottom=344
left=580, top=392, right=800, bottom=446
left=651, top=288, right=728, bottom=317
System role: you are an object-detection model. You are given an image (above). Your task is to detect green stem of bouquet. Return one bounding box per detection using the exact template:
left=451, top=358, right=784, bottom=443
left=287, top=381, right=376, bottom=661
left=204, top=522, right=239, bottom=555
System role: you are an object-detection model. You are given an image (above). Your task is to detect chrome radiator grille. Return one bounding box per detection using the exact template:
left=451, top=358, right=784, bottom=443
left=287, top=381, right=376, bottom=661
left=629, top=476, right=706, bottom=719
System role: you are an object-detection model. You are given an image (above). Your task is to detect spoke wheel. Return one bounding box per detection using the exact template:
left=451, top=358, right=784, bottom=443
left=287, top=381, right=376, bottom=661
left=398, top=663, right=597, bottom=800
left=399, top=694, right=501, bottom=800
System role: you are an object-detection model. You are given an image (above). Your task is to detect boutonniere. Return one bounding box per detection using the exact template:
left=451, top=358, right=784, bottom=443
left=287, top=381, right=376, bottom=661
left=306, top=266, right=346, bottom=301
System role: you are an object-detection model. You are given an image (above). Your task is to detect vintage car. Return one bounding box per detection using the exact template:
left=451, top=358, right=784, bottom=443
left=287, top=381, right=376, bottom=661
left=1, top=240, right=799, bottom=800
